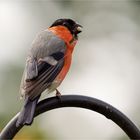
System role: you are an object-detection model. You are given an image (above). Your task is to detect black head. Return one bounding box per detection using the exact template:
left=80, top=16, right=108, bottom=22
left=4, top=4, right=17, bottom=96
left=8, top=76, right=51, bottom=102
left=50, top=18, right=82, bottom=37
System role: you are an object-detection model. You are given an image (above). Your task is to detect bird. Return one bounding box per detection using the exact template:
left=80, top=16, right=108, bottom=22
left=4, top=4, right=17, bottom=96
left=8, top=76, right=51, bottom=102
left=16, top=18, right=82, bottom=127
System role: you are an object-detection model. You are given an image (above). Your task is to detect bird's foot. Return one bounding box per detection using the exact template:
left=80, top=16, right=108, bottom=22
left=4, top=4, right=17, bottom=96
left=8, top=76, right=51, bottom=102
left=56, top=89, right=62, bottom=102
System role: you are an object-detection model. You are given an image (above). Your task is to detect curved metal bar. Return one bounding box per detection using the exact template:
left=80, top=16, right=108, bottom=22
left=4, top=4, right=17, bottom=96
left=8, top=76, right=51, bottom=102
left=0, top=95, right=140, bottom=139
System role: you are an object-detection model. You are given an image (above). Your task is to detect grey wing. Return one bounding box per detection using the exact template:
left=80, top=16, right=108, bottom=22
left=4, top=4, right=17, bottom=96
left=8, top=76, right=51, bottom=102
left=25, top=57, right=38, bottom=81
left=20, top=30, right=66, bottom=100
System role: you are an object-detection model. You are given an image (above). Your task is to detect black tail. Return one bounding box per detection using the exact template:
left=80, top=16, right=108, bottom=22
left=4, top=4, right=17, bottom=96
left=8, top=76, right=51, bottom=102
left=16, top=96, right=40, bottom=127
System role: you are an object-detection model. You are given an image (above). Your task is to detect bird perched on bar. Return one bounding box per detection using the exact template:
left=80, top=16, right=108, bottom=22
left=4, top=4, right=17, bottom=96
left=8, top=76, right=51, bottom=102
left=16, top=18, right=82, bottom=127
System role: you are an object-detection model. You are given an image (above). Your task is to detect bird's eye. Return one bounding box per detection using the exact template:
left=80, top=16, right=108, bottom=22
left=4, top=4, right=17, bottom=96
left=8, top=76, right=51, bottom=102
left=63, top=22, right=67, bottom=26
left=63, top=22, right=71, bottom=30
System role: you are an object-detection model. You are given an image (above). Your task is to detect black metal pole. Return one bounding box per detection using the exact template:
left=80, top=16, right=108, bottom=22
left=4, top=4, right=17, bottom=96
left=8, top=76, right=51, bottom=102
left=0, top=95, right=140, bottom=139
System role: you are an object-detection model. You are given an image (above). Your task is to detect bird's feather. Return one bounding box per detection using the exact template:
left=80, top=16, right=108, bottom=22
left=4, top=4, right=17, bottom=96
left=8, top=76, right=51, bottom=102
left=25, top=58, right=38, bottom=81
left=16, top=95, right=40, bottom=127
left=24, top=58, right=64, bottom=100
left=20, top=30, right=66, bottom=100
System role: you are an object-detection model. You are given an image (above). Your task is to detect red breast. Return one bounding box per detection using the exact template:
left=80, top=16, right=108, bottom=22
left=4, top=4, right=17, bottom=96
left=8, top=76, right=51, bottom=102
left=48, top=26, right=77, bottom=81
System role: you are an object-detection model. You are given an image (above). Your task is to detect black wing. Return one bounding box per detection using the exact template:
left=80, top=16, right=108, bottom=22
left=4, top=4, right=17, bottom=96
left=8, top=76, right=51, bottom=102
left=22, top=52, right=64, bottom=100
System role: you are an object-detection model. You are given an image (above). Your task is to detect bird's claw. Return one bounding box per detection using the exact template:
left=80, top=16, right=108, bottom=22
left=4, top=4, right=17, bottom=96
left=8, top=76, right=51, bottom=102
left=56, top=89, right=62, bottom=102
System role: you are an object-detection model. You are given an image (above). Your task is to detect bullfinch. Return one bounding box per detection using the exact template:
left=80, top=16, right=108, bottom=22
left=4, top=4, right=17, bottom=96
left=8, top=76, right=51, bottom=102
left=16, top=18, right=82, bottom=127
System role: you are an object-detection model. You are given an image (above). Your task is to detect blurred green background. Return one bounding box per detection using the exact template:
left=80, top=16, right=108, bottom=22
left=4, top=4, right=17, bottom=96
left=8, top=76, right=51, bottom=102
left=0, top=0, right=140, bottom=139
